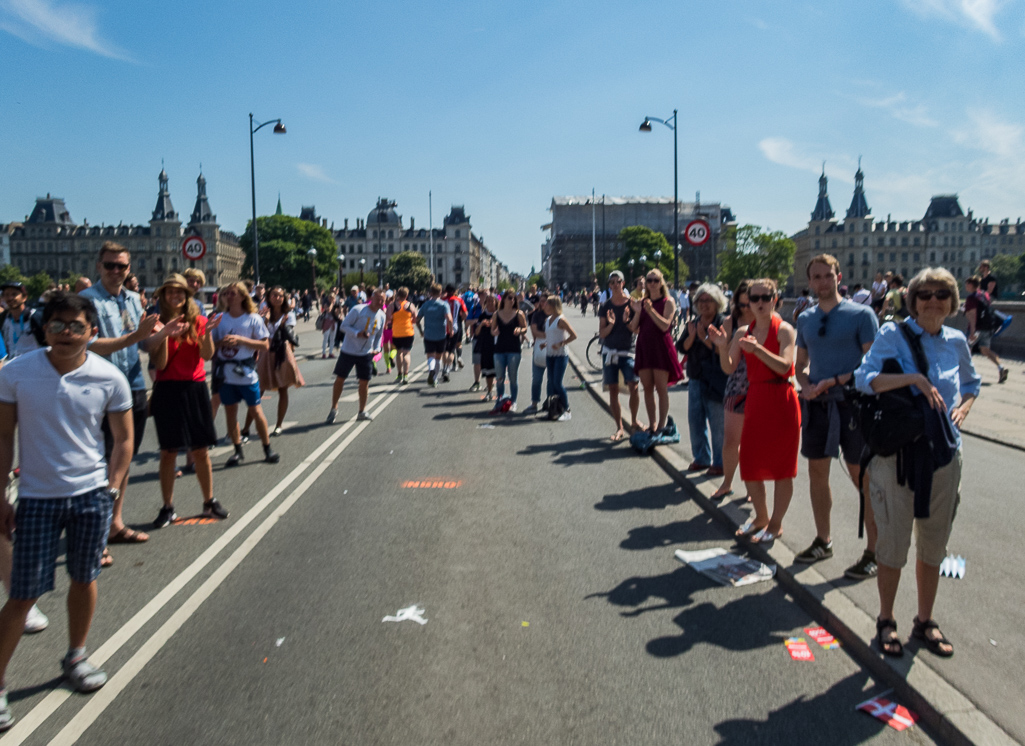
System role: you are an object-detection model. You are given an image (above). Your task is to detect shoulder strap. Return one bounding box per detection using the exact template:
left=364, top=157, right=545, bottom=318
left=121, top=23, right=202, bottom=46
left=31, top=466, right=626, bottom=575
left=897, top=322, right=929, bottom=376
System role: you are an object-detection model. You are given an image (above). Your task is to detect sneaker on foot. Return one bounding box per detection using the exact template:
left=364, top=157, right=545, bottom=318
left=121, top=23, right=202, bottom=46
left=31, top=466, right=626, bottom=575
left=457, top=359, right=464, bottom=369
left=844, top=550, right=878, bottom=580
left=508, top=402, right=518, bottom=413
left=202, top=499, right=229, bottom=520
left=0, top=689, right=13, bottom=732
left=326, top=408, right=338, bottom=424
left=24, top=604, right=48, bottom=634
left=240, top=431, right=251, bottom=444
left=468, top=381, right=481, bottom=392
left=225, top=449, right=244, bottom=467
left=427, top=370, right=436, bottom=387
left=62, top=654, right=107, bottom=693
left=263, top=445, right=280, bottom=463
left=395, top=374, right=403, bottom=383
left=794, top=536, right=833, bottom=564
left=484, top=392, right=494, bottom=402
left=557, top=411, right=572, bottom=422
left=523, top=403, right=538, bottom=414
left=271, top=425, right=283, bottom=437
left=153, top=505, right=177, bottom=529
left=999, top=367, right=1009, bottom=384
left=442, top=374, right=451, bottom=383
left=401, top=376, right=409, bottom=385
left=356, top=410, right=373, bottom=421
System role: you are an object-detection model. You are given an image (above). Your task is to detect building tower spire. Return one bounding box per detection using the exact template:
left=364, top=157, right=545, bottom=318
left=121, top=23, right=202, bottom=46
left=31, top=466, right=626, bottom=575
left=846, top=156, right=871, bottom=219
left=275, top=193, right=283, bottom=216
left=810, top=162, right=834, bottom=221
left=190, top=170, right=214, bottom=224
left=152, top=165, right=176, bottom=221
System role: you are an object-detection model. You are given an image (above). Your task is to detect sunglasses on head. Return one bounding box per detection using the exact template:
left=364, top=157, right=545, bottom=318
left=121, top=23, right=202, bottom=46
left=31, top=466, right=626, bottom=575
left=102, top=261, right=129, bottom=271
left=916, top=289, right=952, bottom=301
left=749, top=293, right=774, bottom=304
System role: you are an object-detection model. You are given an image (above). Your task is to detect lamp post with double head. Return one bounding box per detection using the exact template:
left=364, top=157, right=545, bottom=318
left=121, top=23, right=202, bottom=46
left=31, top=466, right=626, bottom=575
left=248, top=114, right=286, bottom=286
left=639, top=110, right=679, bottom=290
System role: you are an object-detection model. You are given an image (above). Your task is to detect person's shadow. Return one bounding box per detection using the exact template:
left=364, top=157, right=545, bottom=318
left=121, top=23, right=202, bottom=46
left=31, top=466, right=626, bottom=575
left=594, top=483, right=689, bottom=512
left=586, top=566, right=718, bottom=617
left=618, top=511, right=721, bottom=551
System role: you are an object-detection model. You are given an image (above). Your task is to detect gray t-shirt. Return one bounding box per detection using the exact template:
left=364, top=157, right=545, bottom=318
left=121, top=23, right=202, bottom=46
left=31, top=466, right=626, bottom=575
left=796, top=299, right=879, bottom=382
left=599, top=298, right=636, bottom=353
left=417, top=298, right=450, bottom=341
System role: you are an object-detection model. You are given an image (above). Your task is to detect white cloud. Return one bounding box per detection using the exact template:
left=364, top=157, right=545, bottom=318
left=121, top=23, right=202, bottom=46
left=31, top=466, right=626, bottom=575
left=0, top=0, right=132, bottom=60
left=856, top=91, right=938, bottom=128
left=744, top=16, right=769, bottom=30
left=758, top=137, right=854, bottom=183
left=898, top=0, right=1009, bottom=40
left=296, top=163, right=336, bottom=184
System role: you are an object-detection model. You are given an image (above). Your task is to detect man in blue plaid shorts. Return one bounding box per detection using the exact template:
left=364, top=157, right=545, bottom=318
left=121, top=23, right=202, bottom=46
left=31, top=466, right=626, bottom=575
left=0, top=293, right=134, bottom=730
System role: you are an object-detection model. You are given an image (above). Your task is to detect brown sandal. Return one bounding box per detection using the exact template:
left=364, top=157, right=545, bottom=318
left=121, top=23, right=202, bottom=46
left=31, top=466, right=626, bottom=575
left=912, top=616, right=954, bottom=657
left=107, top=527, right=150, bottom=544
left=876, top=617, right=903, bottom=657
left=101, top=549, right=113, bottom=568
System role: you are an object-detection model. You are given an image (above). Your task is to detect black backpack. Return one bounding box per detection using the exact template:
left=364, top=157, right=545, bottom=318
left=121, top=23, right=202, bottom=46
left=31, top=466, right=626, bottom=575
left=545, top=394, right=566, bottom=421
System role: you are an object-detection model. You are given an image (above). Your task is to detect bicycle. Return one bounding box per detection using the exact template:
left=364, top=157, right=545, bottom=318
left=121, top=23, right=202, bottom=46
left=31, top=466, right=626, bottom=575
left=585, top=332, right=604, bottom=371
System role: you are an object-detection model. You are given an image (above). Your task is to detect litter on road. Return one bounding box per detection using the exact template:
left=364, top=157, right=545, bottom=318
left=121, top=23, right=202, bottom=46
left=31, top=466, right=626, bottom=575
left=940, top=554, right=966, bottom=579
left=382, top=605, right=429, bottom=625
left=276, top=638, right=285, bottom=647
left=784, top=637, right=815, bottom=661
left=805, top=627, right=840, bottom=649
left=856, top=692, right=919, bottom=731
left=674, top=547, right=776, bottom=587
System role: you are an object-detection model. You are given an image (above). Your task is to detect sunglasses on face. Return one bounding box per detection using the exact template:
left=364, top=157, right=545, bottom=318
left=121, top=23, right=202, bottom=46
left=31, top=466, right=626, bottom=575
left=645, top=278, right=660, bottom=284
left=102, top=261, right=130, bottom=271
left=749, top=294, right=774, bottom=304
left=916, top=289, right=952, bottom=301
left=46, top=319, right=89, bottom=335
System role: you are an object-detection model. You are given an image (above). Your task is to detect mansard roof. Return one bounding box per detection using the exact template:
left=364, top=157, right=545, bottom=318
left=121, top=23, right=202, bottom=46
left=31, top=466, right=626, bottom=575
left=27, top=196, right=74, bottom=225
left=923, top=195, right=964, bottom=220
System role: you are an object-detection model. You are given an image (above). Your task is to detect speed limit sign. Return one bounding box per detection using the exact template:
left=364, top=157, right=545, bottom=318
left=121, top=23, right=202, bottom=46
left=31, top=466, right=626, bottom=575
left=685, top=219, right=710, bottom=246
left=182, top=235, right=207, bottom=262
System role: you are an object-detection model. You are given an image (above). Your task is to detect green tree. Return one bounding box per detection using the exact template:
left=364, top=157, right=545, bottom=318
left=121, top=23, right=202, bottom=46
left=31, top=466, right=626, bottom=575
left=526, top=272, right=546, bottom=290
left=59, top=271, right=82, bottom=287
left=987, top=253, right=1022, bottom=298
left=616, top=226, right=682, bottom=283
left=341, top=271, right=379, bottom=290
left=26, top=272, right=53, bottom=301
left=239, top=215, right=338, bottom=291
left=0, top=266, right=27, bottom=286
left=716, top=225, right=795, bottom=291
left=385, top=252, right=433, bottom=294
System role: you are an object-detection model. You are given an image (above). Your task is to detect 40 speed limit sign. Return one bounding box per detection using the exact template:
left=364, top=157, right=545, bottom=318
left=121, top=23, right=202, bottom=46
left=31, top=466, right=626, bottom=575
left=684, top=219, right=710, bottom=246
left=182, top=235, right=207, bottom=262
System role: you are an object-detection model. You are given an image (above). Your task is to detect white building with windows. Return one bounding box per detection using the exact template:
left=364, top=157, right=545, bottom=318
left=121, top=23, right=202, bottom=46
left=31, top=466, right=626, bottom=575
left=7, top=169, right=245, bottom=288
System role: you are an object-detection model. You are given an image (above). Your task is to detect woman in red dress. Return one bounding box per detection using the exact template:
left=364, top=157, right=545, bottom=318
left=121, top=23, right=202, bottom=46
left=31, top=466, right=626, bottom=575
left=631, top=268, right=684, bottom=434
left=709, top=278, right=800, bottom=543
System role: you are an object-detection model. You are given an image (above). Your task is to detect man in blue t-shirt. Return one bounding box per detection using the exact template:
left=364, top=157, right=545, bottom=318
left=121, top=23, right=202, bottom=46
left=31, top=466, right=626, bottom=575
left=794, top=254, right=880, bottom=580
left=416, top=283, right=452, bottom=387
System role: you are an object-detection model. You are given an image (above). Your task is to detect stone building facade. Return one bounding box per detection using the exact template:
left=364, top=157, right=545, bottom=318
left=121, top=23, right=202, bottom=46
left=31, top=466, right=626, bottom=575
left=791, top=166, right=1024, bottom=293
left=540, top=196, right=735, bottom=289
left=7, top=169, right=245, bottom=288
left=332, top=199, right=511, bottom=289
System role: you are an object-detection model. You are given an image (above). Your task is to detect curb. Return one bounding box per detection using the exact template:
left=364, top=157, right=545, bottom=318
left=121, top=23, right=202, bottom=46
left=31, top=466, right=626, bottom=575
left=566, top=349, right=1016, bottom=746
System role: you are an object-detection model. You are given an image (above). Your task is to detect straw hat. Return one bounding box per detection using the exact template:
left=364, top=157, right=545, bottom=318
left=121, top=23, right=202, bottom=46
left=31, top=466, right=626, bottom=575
left=154, top=273, right=193, bottom=299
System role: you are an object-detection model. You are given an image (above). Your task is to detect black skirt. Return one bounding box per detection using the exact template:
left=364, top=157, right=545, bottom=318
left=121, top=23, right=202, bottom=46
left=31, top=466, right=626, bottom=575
left=151, top=380, right=218, bottom=452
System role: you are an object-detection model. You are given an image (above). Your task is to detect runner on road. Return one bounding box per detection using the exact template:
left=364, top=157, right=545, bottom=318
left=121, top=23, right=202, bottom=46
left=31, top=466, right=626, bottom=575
left=386, top=287, right=417, bottom=385
left=326, top=289, right=387, bottom=423
left=442, top=284, right=467, bottom=381
left=417, top=284, right=453, bottom=388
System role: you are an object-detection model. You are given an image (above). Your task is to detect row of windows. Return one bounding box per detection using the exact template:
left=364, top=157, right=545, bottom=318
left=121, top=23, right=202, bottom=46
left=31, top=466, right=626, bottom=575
left=846, top=249, right=977, bottom=265
left=14, top=240, right=200, bottom=253
left=336, top=242, right=463, bottom=255
left=367, top=228, right=462, bottom=239
left=838, top=265, right=972, bottom=283
left=17, top=253, right=219, bottom=275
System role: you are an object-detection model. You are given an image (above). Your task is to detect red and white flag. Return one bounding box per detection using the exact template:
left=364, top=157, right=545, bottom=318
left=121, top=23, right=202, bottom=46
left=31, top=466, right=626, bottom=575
left=856, top=694, right=919, bottom=731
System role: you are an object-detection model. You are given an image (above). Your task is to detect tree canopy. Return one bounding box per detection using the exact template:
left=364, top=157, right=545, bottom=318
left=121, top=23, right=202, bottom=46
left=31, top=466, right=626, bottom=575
left=385, top=252, right=433, bottom=294
left=716, top=225, right=795, bottom=291
left=986, top=253, right=1023, bottom=298
left=239, top=215, right=338, bottom=291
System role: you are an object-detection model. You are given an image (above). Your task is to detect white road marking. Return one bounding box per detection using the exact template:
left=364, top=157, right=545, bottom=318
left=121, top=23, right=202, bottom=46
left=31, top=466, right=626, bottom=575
left=0, top=365, right=425, bottom=746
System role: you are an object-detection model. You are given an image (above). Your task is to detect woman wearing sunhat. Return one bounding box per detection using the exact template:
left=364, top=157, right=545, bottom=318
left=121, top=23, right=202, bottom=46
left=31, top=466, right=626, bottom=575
left=147, top=274, right=227, bottom=529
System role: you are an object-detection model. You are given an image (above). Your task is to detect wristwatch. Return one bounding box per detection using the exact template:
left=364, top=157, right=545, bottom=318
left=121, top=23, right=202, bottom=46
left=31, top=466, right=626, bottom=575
left=108, top=487, right=121, bottom=500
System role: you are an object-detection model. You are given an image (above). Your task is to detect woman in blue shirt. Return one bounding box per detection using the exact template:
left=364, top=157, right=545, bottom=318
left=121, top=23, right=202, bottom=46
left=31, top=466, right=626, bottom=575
left=855, top=267, right=980, bottom=659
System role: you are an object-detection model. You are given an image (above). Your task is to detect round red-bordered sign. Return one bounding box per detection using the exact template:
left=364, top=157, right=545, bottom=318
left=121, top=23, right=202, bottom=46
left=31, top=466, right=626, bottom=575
left=684, top=219, right=710, bottom=246
left=182, top=235, right=207, bottom=261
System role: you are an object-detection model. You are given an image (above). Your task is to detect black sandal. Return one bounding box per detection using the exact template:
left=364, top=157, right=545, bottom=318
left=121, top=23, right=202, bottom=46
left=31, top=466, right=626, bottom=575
left=876, top=617, right=903, bottom=657
left=912, top=616, right=954, bottom=657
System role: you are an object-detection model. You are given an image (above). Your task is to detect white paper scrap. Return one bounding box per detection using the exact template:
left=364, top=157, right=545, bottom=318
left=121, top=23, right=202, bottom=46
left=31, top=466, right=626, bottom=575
left=276, top=637, right=285, bottom=647
left=382, top=605, right=428, bottom=625
left=674, top=548, right=776, bottom=587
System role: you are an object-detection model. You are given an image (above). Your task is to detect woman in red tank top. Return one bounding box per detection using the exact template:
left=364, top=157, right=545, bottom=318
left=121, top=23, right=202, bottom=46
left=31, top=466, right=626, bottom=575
left=710, top=278, right=800, bottom=543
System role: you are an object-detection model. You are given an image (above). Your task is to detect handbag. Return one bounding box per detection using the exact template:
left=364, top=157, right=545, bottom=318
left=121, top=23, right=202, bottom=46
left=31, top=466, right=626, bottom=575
left=532, top=339, right=546, bottom=367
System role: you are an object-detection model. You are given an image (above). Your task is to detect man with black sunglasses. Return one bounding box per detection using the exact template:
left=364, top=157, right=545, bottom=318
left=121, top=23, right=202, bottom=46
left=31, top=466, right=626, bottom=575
left=794, top=255, right=880, bottom=579
left=80, top=242, right=159, bottom=556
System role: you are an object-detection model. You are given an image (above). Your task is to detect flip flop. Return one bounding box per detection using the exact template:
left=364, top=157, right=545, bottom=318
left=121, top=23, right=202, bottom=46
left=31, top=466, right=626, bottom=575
left=735, top=521, right=767, bottom=538
left=750, top=527, right=781, bottom=544
left=107, top=527, right=150, bottom=544
left=710, top=489, right=734, bottom=501
left=610, top=431, right=626, bottom=442
left=100, top=549, right=113, bottom=568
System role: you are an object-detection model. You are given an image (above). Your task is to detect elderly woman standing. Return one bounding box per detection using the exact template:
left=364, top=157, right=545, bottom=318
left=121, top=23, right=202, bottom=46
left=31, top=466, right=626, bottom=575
left=632, top=268, right=683, bottom=435
left=855, top=268, right=979, bottom=658
left=678, top=283, right=729, bottom=474
left=711, top=280, right=755, bottom=500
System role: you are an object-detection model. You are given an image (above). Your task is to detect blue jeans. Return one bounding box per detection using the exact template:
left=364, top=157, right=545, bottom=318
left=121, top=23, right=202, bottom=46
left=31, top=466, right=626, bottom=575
left=687, top=378, right=724, bottom=467
left=493, top=352, right=522, bottom=402
left=531, top=362, right=546, bottom=404
left=546, top=355, right=569, bottom=410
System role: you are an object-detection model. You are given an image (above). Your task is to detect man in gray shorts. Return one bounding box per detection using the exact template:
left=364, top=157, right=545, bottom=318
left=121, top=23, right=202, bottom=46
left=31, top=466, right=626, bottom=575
left=794, top=255, right=880, bottom=579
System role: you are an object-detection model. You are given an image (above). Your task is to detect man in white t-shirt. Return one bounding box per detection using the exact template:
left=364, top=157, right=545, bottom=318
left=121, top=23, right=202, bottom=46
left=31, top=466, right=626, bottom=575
left=0, top=293, right=134, bottom=729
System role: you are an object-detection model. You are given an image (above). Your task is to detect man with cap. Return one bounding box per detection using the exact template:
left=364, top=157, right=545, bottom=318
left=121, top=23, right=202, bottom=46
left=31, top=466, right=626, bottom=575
left=80, top=241, right=160, bottom=554
left=598, top=271, right=642, bottom=440
left=0, top=283, right=44, bottom=360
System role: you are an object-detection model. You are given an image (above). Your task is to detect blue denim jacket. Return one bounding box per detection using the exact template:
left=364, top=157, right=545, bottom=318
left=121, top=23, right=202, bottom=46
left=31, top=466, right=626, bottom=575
left=80, top=284, right=145, bottom=391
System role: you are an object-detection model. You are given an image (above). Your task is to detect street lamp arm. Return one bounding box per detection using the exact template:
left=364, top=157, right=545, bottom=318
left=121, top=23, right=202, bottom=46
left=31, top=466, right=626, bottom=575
left=251, top=117, right=284, bottom=134
left=641, top=114, right=677, bottom=131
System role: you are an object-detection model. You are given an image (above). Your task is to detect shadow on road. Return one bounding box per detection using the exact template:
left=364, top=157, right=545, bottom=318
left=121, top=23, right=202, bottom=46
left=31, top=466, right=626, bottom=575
left=618, top=512, right=721, bottom=551
left=594, top=483, right=688, bottom=512
left=586, top=567, right=718, bottom=617
left=518, top=438, right=632, bottom=466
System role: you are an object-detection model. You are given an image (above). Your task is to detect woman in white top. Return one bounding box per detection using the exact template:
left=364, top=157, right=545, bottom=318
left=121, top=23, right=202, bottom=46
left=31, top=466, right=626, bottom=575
left=543, top=296, right=577, bottom=421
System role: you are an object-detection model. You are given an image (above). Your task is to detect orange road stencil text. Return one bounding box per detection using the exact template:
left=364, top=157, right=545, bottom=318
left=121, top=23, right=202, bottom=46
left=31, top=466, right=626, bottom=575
left=402, top=480, right=463, bottom=489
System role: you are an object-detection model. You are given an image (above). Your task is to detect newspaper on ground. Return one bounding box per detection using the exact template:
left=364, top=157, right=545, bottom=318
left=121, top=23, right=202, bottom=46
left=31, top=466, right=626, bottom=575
left=674, top=547, right=776, bottom=587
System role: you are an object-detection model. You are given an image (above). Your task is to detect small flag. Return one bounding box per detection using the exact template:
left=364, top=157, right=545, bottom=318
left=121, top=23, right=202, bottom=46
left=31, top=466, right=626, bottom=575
left=856, top=694, right=919, bottom=731
left=785, top=637, right=814, bottom=661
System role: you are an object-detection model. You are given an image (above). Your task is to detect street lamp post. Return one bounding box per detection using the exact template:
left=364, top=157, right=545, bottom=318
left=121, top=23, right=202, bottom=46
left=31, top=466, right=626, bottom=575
left=654, top=249, right=662, bottom=275
left=639, top=254, right=647, bottom=275
left=639, top=109, right=679, bottom=290
left=307, top=247, right=317, bottom=292
left=337, top=252, right=345, bottom=290
left=248, top=113, right=286, bottom=286
left=359, top=257, right=366, bottom=285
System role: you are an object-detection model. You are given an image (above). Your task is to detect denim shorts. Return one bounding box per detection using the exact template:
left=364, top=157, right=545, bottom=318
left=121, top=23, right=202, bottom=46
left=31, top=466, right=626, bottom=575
left=12, top=487, right=113, bottom=600
left=602, top=355, right=638, bottom=386
left=219, top=382, right=262, bottom=407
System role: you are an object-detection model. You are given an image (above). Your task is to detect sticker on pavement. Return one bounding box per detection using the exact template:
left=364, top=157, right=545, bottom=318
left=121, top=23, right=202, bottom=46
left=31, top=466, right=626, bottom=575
left=382, top=605, right=428, bottom=625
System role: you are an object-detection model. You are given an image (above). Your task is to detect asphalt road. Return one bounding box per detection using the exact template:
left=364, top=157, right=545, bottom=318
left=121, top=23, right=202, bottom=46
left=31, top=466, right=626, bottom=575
left=1, top=338, right=937, bottom=745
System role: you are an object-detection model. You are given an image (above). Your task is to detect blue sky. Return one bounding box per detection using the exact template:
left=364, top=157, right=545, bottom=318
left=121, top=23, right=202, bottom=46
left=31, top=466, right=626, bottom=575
left=2, top=0, right=1023, bottom=275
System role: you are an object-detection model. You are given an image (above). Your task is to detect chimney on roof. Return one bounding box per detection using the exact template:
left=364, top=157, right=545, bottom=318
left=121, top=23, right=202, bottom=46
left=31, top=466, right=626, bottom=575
left=344, top=218, right=348, bottom=230
left=322, top=218, right=327, bottom=228
left=411, top=217, right=415, bottom=230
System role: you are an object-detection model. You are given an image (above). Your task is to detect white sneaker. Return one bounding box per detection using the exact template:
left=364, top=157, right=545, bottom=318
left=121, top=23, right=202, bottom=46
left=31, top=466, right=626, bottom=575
left=557, top=411, right=572, bottom=422
left=508, top=402, right=518, bottom=413
left=356, top=411, right=373, bottom=421
left=24, top=604, right=48, bottom=634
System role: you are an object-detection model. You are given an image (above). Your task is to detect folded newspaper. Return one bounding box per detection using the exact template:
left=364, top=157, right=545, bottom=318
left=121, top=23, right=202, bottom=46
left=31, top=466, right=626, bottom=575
left=674, top=547, right=776, bottom=587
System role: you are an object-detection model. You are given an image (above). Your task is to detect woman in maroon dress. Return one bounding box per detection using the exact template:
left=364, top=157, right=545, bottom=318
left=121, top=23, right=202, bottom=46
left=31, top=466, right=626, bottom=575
left=709, top=278, right=800, bottom=543
left=631, top=268, right=683, bottom=434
